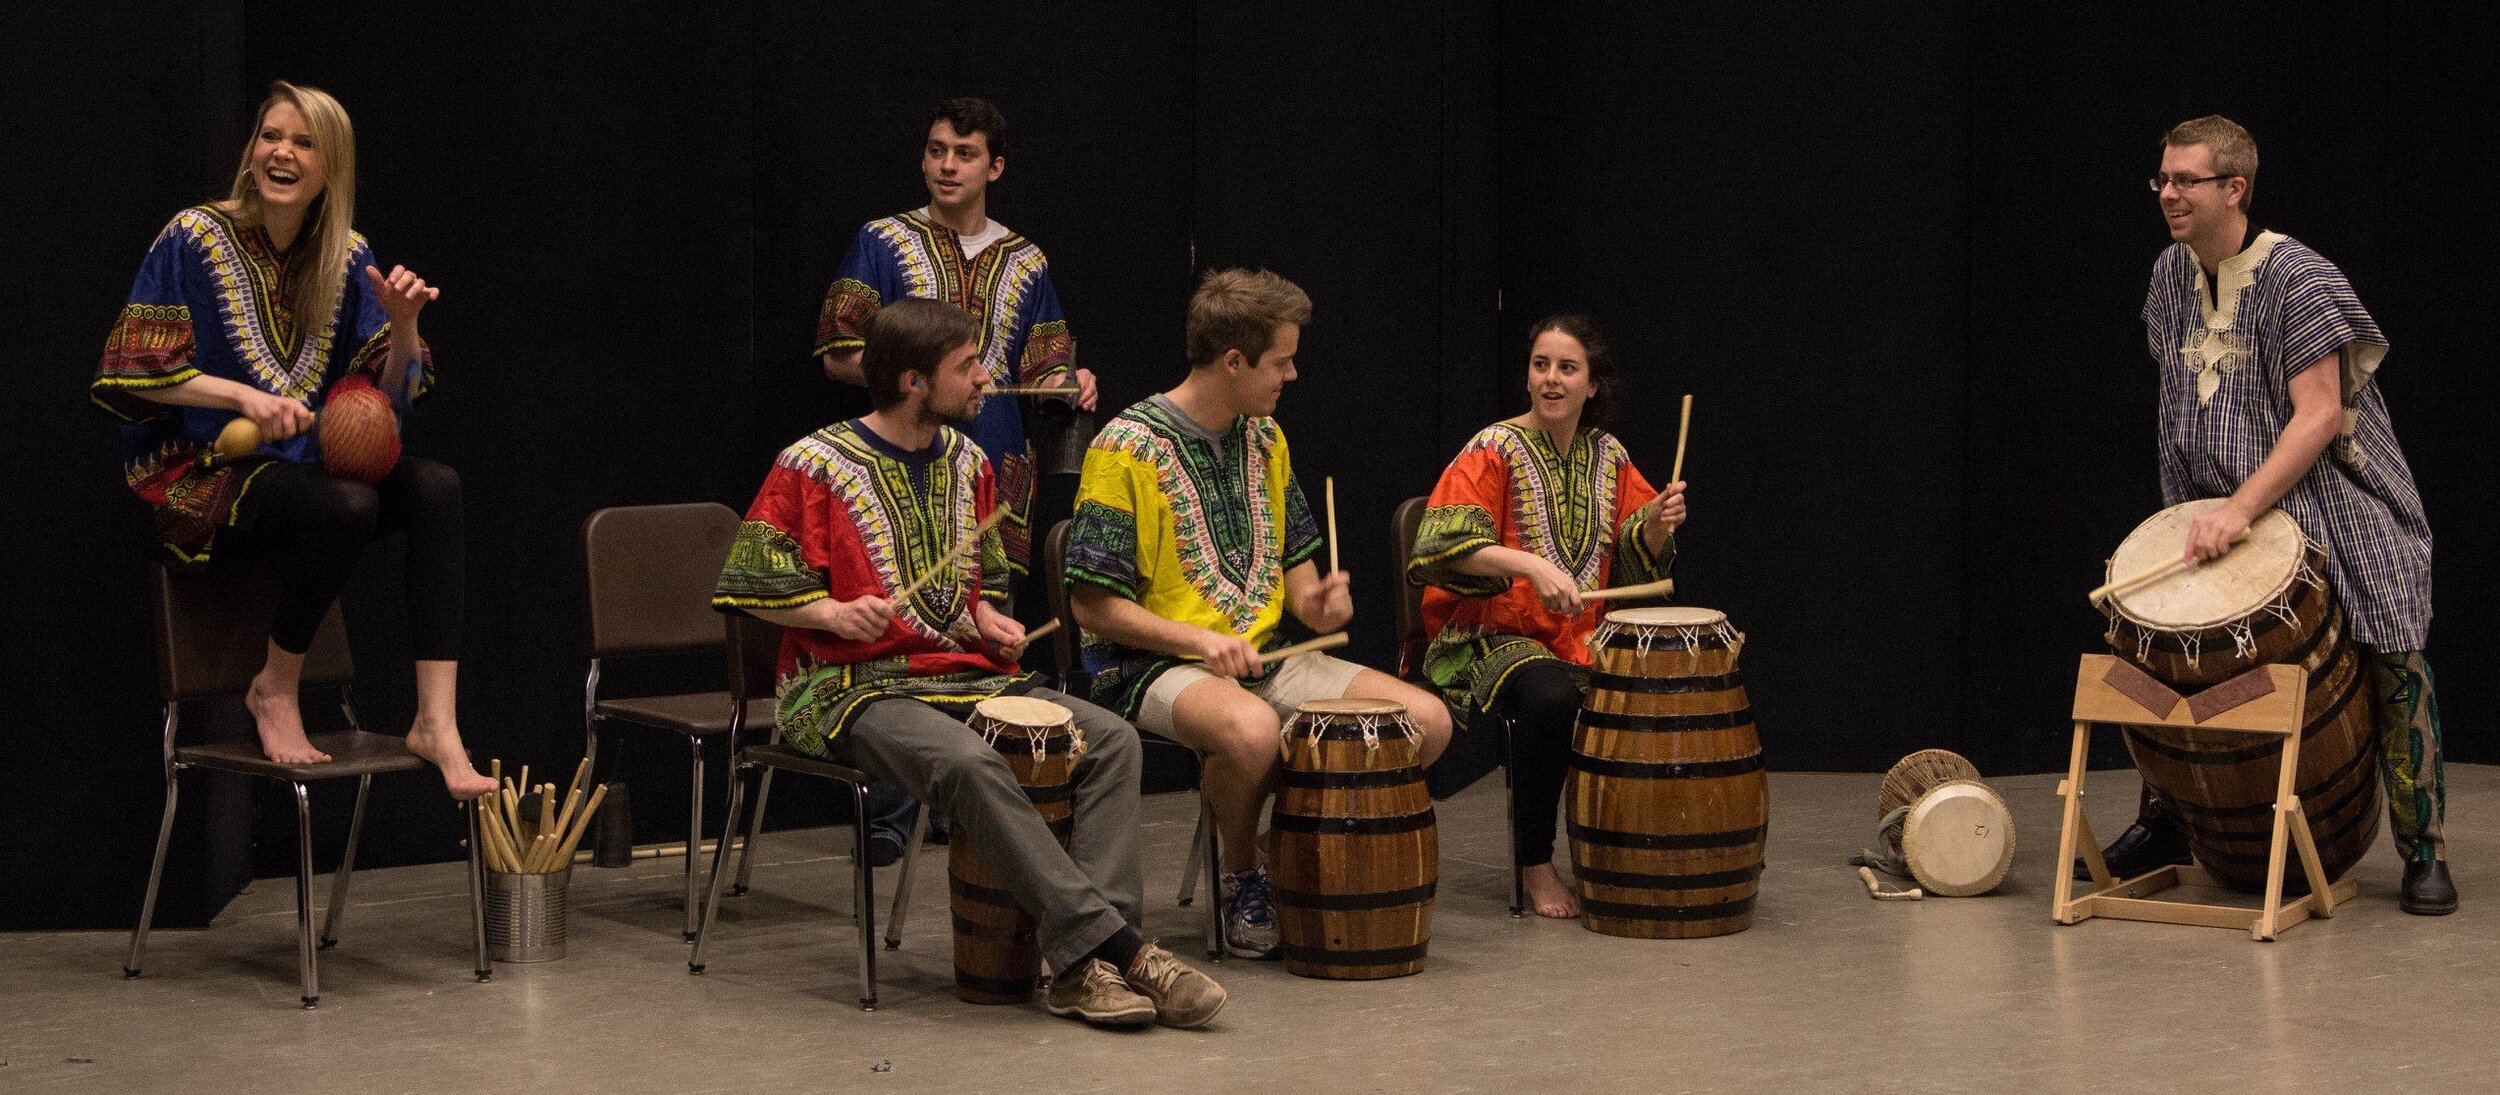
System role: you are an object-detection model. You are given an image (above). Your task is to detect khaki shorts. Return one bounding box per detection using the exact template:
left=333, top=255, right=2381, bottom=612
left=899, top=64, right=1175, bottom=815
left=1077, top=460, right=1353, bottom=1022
left=1135, top=652, right=1367, bottom=742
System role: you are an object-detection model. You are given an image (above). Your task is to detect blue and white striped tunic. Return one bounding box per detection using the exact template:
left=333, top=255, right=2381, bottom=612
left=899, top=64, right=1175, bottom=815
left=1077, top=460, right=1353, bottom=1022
left=2143, top=232, right=2432, bottom=650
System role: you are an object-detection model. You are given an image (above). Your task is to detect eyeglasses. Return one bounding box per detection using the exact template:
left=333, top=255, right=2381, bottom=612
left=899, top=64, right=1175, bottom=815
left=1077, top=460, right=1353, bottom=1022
left=2148, top=174, right=2234, bottom=193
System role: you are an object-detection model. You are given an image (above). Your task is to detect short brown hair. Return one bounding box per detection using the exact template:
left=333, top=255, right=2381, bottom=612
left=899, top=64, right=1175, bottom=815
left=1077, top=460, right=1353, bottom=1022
left=1187, top=268, right=1311, bottom=368
left=861, top=298, right=980, bottom=410
left=930, top=97, right=1006, bottom=158
left=2163, top=115, right=2259, bottom=211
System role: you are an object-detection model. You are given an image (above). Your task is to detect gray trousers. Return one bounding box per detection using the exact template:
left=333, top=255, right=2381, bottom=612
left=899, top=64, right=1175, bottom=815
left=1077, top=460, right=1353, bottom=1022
left=841, top=688, right=1145, bottom=972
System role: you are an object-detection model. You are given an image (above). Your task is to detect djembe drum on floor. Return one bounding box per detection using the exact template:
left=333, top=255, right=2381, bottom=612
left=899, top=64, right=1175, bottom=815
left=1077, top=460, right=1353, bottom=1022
left=1271, top=698, right=1436, bottom=980
left=1869, top=750, right=2015, bottom=898
left=948, top=695, right=1083, bottom=1004
left=2101, top=499, right=2381, bottom=892
left=1569, top=606, right=1768, bottom=938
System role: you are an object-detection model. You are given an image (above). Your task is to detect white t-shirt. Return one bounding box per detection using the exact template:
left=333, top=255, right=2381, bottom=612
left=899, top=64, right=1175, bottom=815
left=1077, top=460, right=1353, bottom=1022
left=923, top=207, right=1008, bottom=259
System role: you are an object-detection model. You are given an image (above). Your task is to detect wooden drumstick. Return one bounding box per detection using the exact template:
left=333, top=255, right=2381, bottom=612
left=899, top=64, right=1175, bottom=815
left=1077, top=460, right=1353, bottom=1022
left=1579, top=578, right=1675, bottom=601
left=2087, top=527, right=2252, bottom=607
left=1325, top=476, right=1340, bottom=574
left=1669, top=393, right=1693, bottom=485
left=1258, top=632, right=1350, bottom=666
left=1859, top=866, right=1923, bottom=901
left=1021, top=619, right=1062, bottom=644
left=895, top=507, right=1008, bottom=601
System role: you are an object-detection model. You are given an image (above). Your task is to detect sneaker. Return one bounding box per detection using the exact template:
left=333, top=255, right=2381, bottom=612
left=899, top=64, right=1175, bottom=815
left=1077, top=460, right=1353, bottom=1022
left=1125, top=942, right=1227, bottom=1028
left=1219, top=868, right=1280, bottom=959
left=1044, top=958, right=1157, bottom=1027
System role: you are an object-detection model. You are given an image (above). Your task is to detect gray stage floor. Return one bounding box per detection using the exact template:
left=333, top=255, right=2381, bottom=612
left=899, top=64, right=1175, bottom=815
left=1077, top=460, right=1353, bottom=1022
left=4, top=765, right=2488, bottom=1094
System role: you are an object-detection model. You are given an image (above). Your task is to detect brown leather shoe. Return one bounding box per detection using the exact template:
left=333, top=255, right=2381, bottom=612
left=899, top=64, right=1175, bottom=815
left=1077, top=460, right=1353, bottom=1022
left=1044, top=958, right=1156, bottom=1027
left=1125, top=942, right=1226, bottom=1028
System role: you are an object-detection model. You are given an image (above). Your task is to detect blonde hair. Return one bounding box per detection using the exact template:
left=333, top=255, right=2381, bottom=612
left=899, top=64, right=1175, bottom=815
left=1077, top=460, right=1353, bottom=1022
left=2163, top=115, right=2258, bottom=212
left=1186, top=268, right=1311, bottom=368
left=226, top=82, right=358, bottom=339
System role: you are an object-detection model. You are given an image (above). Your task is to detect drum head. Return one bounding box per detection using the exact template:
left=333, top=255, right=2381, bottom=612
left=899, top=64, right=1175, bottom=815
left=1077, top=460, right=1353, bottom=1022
left=2108, top=500, right=2305, bottom=630
left=973, top=695, right=1074, bottom=727
left=1295, top=697, right=1407, bottom=718
left=1902, top=781, right=2015, bottom=898
left=1604, top=606, right=1728, bottom=629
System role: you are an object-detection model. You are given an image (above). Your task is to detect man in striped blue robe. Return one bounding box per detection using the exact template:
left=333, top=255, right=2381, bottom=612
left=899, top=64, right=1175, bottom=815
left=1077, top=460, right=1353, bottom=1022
left=2090, top=115, right=2452, bottom=914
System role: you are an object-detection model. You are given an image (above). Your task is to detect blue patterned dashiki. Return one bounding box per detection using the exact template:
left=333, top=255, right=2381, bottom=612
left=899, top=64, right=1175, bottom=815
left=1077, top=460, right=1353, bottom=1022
left=814, top=208, right=1075, bottom=573
left=2143, top=231, right=2431, bottom=649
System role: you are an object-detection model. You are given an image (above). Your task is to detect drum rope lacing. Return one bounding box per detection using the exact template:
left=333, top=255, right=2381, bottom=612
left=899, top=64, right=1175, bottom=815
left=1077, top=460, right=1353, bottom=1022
left=980, top=718, right=1084, bottom=761
left=2107, top=557, right=2323, bottom=671
left=1591, top=618, right=1738, bottom=657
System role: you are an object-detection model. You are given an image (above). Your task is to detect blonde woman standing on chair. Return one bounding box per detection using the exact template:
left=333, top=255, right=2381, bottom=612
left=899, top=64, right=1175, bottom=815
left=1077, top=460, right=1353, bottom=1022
left=89, top=81, right=494, bottom=800
left=1405, top=314, right=1686, bottom=918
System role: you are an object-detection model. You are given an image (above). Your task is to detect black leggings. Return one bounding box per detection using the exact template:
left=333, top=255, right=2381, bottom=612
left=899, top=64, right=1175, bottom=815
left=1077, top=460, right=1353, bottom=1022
left=219, top=457, right=464, bottom=659
left=1478, top=660, right=1583, bottom=867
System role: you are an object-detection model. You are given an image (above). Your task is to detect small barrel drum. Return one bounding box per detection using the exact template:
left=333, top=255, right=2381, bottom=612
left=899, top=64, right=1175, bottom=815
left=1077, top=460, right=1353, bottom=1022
left=948, top=695, right=1084, bottom=1004
left=1271, top=698, right=1436, bottom=980
left=1569, top=606, right=1769, bottom=938
left=2103, top=500, right=2381, bottom=891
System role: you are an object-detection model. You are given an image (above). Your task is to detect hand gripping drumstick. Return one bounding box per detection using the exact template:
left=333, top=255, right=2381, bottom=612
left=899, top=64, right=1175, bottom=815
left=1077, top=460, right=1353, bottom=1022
left=1579, top=578, right=1675, bottom=601
left=895, top=507, right=1008, bottom=601
left=1258, top=632, right=1350, bottom=666
left=2086, top=527, right=2252, bottom=608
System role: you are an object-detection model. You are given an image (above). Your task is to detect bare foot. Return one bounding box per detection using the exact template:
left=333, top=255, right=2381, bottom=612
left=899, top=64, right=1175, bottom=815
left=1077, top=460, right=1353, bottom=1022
left=405, top=718, right=499, bottom=800
left=245, top=676, right=332, bottom=764
left=1521, top=861, right=1581, bottom=919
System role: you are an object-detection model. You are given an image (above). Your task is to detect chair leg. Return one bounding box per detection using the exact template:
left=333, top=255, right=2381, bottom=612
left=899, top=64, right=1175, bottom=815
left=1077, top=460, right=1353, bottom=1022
left=293, top=783, right=319, bottom=1008
left=467, top=800, right=490, bottom=981
left=851, top=782, right=879, bottom=1011
left=124, top=760, right=181, bottom=978
left=319, top=773, right=374, bottom=949
left=1178, top=806, right=1207, bottom=907
left=687, top=757, right=752, bottom=975
left=684, top=737, right=706, bottom=942
left=883, top=802, right=927, bottom=949
left=1503, top=716, right=1525, bottom=918
left=732, top=768, right=774, bottom=897
left=1201, top=796, right=1224, bottom=960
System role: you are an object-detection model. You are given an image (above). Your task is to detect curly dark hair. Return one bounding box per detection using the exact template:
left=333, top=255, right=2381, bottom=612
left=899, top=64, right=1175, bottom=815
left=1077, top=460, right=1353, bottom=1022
left=1524, top=313, right=1618, bottom=430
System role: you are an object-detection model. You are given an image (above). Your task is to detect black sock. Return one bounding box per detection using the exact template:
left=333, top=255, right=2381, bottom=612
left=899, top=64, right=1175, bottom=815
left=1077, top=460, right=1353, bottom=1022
left=1085, top=925, right=1145, bottom=973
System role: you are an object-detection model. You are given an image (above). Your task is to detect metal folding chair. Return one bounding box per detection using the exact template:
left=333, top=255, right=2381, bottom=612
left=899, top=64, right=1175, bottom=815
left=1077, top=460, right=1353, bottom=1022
left=124, top=564, right=488, bottom=1007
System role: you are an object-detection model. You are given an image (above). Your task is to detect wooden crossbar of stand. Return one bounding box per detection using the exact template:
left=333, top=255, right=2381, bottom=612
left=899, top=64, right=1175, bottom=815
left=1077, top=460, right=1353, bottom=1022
left=2051, top=654, right=2354, bottom=941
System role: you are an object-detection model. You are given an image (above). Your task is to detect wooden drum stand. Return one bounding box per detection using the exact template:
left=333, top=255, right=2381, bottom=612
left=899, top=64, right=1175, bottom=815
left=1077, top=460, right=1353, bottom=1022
left=2052, top=654, right=2355, bottom=941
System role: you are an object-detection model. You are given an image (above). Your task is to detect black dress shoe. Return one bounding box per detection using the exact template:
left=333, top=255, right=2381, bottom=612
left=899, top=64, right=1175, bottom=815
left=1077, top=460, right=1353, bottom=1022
left=867, top=834, right=905, bottom=868
left=2401, top=860, right=2458, bottom=915
left=2073, top=818, right=2193, bottom=881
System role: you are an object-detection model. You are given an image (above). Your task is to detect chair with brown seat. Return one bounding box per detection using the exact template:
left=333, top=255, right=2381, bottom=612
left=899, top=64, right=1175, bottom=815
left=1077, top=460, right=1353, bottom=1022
left=579, top=502, right=773, bottom=941
left=124, top=564, right=489, bottom=1008
left=689, top=614, right=915, bottom=1010
left=1041, top=519, right=1223, bottom=956
left=1392, top=495, right=1527, bottom=917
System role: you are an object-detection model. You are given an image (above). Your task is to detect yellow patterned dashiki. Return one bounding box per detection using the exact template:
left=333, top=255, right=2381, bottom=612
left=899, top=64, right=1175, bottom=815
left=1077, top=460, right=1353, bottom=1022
left=1064, top=395, right=1322, bottom=719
